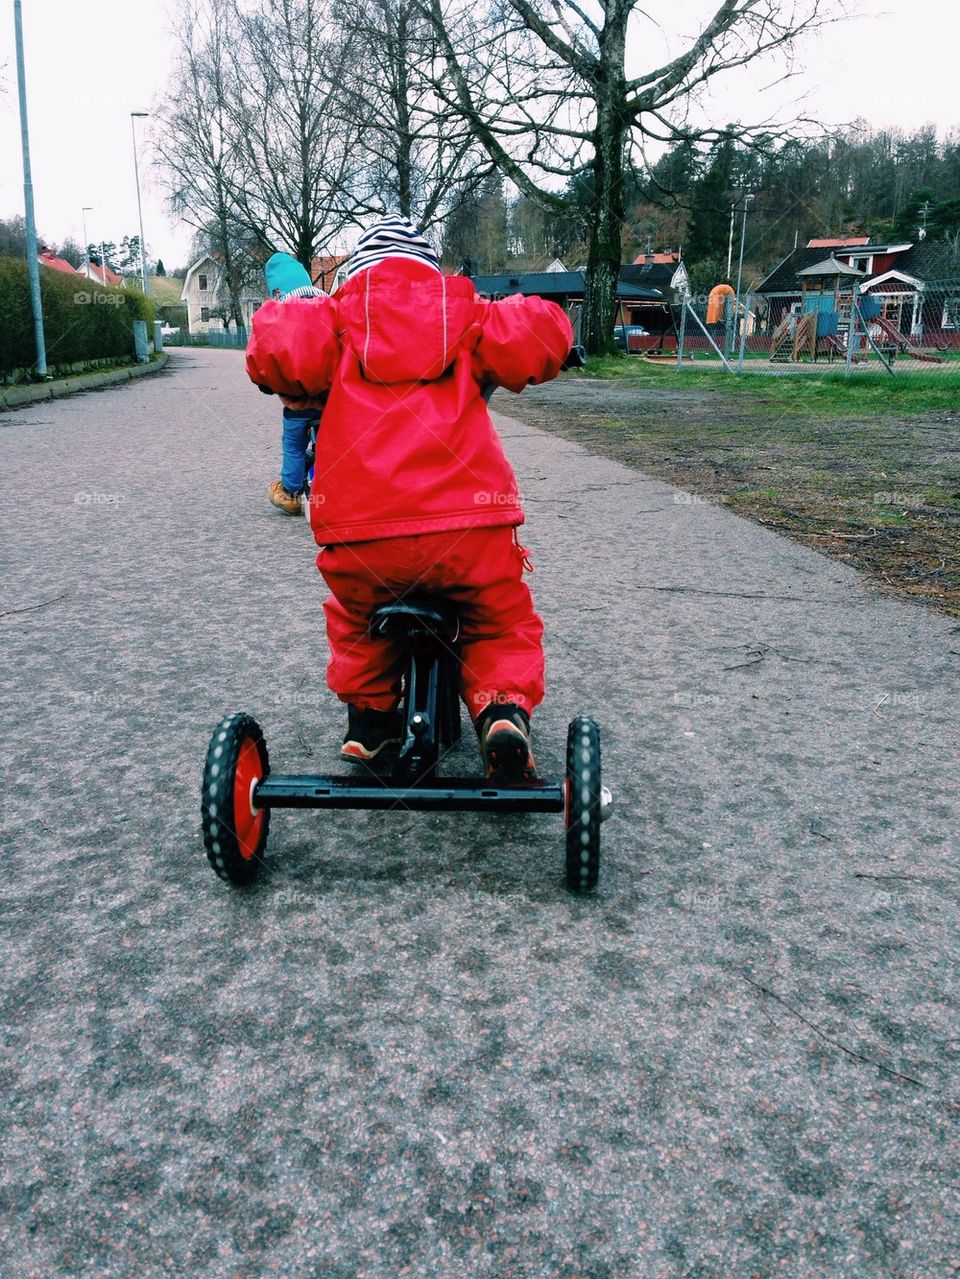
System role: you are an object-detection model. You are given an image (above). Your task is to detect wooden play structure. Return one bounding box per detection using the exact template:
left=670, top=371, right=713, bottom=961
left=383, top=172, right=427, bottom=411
left=769, top=255, right=945, bottom=364
left=770, top=257, right=861, bottom=363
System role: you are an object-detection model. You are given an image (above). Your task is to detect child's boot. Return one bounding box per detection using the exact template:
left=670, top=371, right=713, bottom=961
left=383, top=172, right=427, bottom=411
left=341, top=705, right=403, bottom=761
left=268, top=479, right=302, bottom=515
left=475, top=702, right=537, bottom=780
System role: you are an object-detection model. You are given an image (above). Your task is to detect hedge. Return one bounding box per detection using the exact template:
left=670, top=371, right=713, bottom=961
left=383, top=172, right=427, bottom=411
left=0, top=256, right=156, bottom=378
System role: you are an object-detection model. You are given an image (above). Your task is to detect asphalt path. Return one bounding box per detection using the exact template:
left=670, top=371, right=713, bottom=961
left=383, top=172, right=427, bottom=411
left=2, top=348, right=958, bottom=1278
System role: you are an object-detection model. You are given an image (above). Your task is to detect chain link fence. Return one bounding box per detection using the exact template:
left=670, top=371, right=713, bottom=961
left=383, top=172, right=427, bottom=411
left=162, top=328, right=248, bottom=349
left=669, top=284, right=960, bottom=377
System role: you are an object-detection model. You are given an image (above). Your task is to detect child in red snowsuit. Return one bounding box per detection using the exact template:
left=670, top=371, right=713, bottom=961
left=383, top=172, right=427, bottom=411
left=246, top=216, right=572, bottom=777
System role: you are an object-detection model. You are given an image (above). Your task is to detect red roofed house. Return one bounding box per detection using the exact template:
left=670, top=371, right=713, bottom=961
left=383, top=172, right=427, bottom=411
left=631, top=251, right=685, bottom=266
left=312, top=254, right=350, bottom=292
left=78, top=259, right=125, bottom=289
left=38, top=248, right=81, bottom=276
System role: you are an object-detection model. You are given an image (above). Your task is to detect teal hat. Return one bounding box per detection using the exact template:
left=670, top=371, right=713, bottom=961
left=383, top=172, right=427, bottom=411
left=265, top=252, right=314, bottom=298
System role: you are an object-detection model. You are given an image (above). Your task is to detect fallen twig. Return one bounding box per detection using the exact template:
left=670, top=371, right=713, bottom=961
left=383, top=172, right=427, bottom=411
left=620, top=583, right=804, bottom=602
left=744, top=976, right=924, bottom=1088
left=853, top=872, right=919, bottom=882
left=0, top=591, right=69, bottom=620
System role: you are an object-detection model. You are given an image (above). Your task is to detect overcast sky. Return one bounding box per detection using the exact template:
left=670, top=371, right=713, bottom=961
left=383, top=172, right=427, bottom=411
left=1, top=0, right=957, bottom=269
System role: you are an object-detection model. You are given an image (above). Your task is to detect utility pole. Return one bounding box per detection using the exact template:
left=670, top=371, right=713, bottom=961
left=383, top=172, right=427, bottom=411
left=14, top=0, right=47, bottom=376
left=81, top=206, right=92, bottom=275
left=918, top=200, right=933, bottom=241
left=734, top=194, right=754, bottom=352
left=130, top=111, right=149, bottom=294
left=726, top=203, right=736, bottom=280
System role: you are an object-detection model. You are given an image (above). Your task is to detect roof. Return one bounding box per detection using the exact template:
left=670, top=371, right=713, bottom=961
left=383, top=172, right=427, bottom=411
left=758, top=239, right=960, bottom=294
left=86, top=261, right=123, bottom=288
left=631, top=252, right=681, bottom=265
left=619, top=261, right=687, bottom=293
left=38, top=249, right=80, bottom=275
left=806, top=236, right=870, bottom=248
left=890, top=239, right=960, bottom=284
left=470, top=269, right=663, bottom=302
left=796, top=256, right=865, bottom=278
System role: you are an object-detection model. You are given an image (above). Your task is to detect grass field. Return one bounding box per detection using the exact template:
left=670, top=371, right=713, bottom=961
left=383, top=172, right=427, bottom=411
left=577, top=355, right=960, bottom=416
left=506, top=357, right=960, bottom=615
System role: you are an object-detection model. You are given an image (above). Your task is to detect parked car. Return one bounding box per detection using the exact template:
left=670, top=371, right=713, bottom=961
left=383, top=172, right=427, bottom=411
left=160, top=323, right=180, bottom=337
left=613, top=324, right=650, bottom=352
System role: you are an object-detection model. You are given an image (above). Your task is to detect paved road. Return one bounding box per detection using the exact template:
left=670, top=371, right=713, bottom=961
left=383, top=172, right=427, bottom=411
left=2, top=348, right=958, bottom=1278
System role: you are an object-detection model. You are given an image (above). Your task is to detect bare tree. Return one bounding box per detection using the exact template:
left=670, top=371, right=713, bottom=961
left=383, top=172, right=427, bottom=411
left=225, top=0, right=364, bottom=268
left=422, top=0, right=839, bottom=353
left=339, top=0, right=490, bottom=229
left=154, top=0, right=256, bottom=327
left=157, top=0, right=364, bottom=287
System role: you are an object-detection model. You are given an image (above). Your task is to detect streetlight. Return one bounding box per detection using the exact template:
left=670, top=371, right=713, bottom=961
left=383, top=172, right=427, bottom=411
left=81, top=206, right=93, bottom=274
left=14, top=0, right=46, bottom=376
left=734, top=193, right=754, bottom=340
left=130, top=111, right=149, bottom=295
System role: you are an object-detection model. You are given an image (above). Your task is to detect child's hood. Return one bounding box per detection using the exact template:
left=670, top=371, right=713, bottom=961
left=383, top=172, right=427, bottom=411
left=336, top=259, right=479, bottom=384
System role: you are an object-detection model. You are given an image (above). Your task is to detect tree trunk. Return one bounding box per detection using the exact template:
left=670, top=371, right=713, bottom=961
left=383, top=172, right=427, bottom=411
left=582, top=22, right=628, bottom=356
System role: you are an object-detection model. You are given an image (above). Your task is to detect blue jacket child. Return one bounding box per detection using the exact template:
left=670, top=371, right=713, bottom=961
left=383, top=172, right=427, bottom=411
left=262, top=252, right=326, bottom=515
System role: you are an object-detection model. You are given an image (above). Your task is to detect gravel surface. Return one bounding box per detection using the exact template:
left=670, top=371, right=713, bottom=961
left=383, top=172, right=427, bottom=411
left=2, top=348, right=958, bottom=1278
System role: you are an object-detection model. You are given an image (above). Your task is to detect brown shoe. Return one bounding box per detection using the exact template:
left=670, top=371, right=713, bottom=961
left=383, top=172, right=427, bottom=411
left=268, top=479, right=302, bottom=515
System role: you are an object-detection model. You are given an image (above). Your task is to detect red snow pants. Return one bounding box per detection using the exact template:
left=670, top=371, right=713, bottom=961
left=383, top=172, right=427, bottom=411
left=317, top=527, right=544, bottom=721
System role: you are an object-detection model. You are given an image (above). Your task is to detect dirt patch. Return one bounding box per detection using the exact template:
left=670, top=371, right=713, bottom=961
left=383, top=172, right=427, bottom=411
left=497, top=377, right=960, bottom=616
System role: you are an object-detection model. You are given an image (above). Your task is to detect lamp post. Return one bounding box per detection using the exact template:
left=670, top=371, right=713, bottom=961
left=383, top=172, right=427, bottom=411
left=726, top=203, right=736, bottom=280
left=81, top=206, right=92, bottom=275
left=734, top=193, right=754, bottom=347
left=14, top=0, right=46, bottom=376
left=130, top=111, right=149, bottom=294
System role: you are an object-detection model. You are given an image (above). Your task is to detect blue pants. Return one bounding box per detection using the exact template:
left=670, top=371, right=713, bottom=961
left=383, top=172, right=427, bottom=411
left=281, top=407, right=319, bottom=495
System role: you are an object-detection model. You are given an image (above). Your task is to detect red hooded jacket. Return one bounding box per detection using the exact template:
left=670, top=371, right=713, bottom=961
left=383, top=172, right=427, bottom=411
left=246, top=259, right=572, bottom=545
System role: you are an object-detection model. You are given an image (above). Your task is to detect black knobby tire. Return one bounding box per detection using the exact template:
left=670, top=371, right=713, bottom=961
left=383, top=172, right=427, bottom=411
left=565, top=716, right=602, bottom=893
left=201, top=713, right=270, bottom=885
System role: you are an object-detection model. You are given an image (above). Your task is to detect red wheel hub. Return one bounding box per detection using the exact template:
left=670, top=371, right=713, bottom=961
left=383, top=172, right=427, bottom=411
left=233, top=737, right=265, bottom=859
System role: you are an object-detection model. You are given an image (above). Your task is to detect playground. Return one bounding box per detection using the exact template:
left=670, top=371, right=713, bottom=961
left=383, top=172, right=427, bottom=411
left=619, top=250, right=960, bottom=376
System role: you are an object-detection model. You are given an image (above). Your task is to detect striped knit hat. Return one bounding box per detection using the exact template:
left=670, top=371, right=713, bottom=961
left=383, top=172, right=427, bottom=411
left=344, top=214, right=441, bottom=280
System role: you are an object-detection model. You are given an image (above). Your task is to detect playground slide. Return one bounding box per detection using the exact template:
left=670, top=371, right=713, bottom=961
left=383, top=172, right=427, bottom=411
left=871, top=316, right=945, bottom=363
left=821, top=333, right=847, bottom=358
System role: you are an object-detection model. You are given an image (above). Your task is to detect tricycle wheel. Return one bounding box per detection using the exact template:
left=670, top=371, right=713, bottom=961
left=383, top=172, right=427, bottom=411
left=565, top=717, right=601, bottom=893
left=201, top=713, right=270, bottom=885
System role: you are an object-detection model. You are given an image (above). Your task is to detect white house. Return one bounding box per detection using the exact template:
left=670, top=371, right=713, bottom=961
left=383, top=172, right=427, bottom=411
left=180, top=255, right=266, bottom=334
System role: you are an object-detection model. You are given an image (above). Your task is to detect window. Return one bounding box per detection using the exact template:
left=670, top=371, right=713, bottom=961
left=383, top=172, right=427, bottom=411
left=943, top=299, right=960, bottom=330
left=850, top=256, right=873, bottom=275
left=881, top=295, right=905, bottom=326
left=198, top=273, right=208, bottom=291
left=201, top=306, right=210, bottom=322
